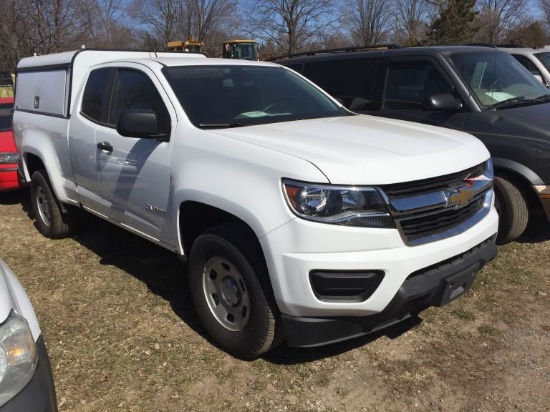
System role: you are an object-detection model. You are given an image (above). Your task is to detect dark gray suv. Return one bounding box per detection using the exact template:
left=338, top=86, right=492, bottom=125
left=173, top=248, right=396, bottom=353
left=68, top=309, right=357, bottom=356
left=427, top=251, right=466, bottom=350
left=277, top=45, right=550, bottom=243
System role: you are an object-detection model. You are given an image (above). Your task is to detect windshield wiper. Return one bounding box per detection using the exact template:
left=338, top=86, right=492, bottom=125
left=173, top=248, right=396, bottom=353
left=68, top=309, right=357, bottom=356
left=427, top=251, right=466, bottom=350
left=490, top=96, right=527, bottom=109
left=198, top=122, right=242, bottom=129
left=533, top=94, right=550, bottom=103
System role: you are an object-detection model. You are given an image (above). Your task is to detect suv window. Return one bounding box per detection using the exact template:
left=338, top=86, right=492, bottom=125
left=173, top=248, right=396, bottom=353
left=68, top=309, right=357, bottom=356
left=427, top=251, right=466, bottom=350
left=512, top=54, right=543, bottom=78
left=535, top=52, right=550, bottom=70
left=449, top=51, right=547, bottom=108
left=382, top=61, right=452, bottom=110
left=302, top=58, right=376, bottom=110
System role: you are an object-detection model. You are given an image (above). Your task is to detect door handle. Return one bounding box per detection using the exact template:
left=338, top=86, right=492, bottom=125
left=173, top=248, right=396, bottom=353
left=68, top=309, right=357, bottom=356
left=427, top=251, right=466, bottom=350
left=97, top=141, right=113, bottom=152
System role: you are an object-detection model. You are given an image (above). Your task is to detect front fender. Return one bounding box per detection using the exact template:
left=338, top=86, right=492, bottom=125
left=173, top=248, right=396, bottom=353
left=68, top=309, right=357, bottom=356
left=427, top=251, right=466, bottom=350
left=493, top=157, right=545, bottom=186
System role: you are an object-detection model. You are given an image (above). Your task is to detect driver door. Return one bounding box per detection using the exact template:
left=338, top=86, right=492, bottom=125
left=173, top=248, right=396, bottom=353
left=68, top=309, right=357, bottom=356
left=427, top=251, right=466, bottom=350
left=94, top=67, right=174, bottom=242
left=369, top=57, right=466, bottom=131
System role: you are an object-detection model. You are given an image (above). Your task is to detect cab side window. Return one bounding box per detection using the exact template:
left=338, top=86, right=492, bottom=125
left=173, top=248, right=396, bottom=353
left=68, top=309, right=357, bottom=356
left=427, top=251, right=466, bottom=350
left=108, top=69, right=171, bottom=135
left=382, top=61, right=452, bottom=111
left=81, top=68, right=171, bottom=135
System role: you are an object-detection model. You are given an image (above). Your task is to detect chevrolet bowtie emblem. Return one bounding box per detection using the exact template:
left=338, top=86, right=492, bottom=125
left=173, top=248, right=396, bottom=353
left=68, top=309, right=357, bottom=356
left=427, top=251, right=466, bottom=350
left=447, top=186, right=474, bottom=207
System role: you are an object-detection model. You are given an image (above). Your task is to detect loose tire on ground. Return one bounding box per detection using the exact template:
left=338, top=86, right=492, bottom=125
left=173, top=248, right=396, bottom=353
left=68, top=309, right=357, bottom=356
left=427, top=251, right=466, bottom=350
left=188, top=224, right=282, bottom=359
left=30, top=169, right=78, bottom=239
left=494, top=176, right=528, bottom=244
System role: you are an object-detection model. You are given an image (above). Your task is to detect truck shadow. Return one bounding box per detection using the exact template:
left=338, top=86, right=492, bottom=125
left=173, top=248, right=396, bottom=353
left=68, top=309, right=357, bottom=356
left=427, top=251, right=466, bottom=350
left=0, top=188, right=30, bottom=206
left=516, top=215, right=550, bottom=244
left=52, top=210, right=422, bottom=363
left=0, top=192, right=471, bottom=363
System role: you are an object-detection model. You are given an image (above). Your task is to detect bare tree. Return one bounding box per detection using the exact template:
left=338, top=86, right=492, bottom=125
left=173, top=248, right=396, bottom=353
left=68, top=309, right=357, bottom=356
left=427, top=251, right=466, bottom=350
left=539, top=0, right=550, bottom=33
left=0, top=0, right=26, bottom=71
left=192, top=0, right=234, bottom=54
left=392, top=0, right=433, bottom=45
left=88, top=0, right=136, bottom=49
left=16, top=0, right=94, bottom=54
left=128, top=0, right=232, bottom=52
left=473, top=0, right=529, bottom=44
left=127, top=0, right=181, bottom=48
left=245, top=0, right=335, bottom=55
left=340, top=0, right=392, bottom=46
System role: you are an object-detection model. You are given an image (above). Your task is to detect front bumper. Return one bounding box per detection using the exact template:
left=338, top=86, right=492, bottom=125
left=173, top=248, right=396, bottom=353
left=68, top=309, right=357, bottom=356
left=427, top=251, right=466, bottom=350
left=282, top=236, right=497, bottom=347
left=260, top=201, right=498, bottom=347
left=0, top=167, right=26, bottom=191
left=1, top=336, right=58, bottom=412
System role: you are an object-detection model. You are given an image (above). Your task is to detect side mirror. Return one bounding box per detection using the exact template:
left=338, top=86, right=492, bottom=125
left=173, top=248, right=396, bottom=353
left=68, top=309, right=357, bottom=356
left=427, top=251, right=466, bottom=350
left=423, top=93, right=463, bottom=112
left=116, top=110, right=164, bottom=139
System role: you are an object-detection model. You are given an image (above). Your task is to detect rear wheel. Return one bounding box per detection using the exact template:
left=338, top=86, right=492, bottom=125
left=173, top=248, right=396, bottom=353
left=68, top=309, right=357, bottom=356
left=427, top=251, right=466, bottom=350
left=188, top=224, right=282, bottom=359
left=30, top=169, right=77, bottom=239
left=494, top=176, right=528, bottom=244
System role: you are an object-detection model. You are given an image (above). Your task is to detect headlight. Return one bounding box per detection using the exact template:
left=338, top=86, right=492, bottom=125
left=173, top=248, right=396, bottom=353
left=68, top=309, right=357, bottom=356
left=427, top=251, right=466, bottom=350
left=0, top=311, right=38, bottom=408
left=282, top=179, right=394, bottom=228
left=0, top=153, right=19, bottom=164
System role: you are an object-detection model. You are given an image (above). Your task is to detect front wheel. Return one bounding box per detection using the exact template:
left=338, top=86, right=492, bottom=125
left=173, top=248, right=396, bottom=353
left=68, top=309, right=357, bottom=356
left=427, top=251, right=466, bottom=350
left=188, top=225, right=282, bottom=359
left=494, top=176, right=528, bottom=244
left=30, top=169, right=77, bottom=239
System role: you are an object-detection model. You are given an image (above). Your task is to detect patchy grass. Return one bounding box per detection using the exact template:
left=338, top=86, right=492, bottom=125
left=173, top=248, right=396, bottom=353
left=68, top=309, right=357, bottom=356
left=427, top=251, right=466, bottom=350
left=1, top=190, right=549, bottom=412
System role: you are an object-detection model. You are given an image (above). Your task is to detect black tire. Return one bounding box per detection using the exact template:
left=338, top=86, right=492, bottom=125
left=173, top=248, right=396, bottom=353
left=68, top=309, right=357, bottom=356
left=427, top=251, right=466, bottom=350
left=494, top=176, right=528, bottom=244
left=30, top=169, right=78, bottom=239
left=188, top=224, right=282, bottom=359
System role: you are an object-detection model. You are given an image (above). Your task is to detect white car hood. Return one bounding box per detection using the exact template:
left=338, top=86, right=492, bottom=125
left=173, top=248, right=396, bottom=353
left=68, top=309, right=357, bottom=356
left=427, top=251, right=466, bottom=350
left=0, top=261, right=14, bottom=323
left=0, top=259, right=41, bottom=340
left=213, top=115, right=489, bottom=185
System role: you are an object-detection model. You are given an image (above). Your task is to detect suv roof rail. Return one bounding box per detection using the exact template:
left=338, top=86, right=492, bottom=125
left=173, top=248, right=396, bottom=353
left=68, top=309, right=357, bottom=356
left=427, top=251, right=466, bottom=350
left=496, top=44, right=527, bottom=48
left=463, top=43, right=496, bottom=48
left=267, top=44, right=400, bottom=61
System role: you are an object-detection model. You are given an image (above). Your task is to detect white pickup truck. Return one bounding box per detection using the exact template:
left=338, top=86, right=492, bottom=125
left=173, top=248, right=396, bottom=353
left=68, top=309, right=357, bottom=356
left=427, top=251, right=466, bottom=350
left=13, top=50, right=498, bottom=358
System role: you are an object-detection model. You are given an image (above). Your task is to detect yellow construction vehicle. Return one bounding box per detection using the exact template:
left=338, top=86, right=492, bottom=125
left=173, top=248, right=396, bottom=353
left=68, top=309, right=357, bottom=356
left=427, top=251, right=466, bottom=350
left=167, top=37, right=203, bottom=53
left=222, top=40, right=258, bottom=60
left=0, top=72, right=14, bottom=98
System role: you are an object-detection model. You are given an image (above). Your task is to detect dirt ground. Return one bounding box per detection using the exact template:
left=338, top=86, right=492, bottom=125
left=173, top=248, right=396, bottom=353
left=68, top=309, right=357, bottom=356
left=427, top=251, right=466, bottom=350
left=1, top=189, right=549, bottom=412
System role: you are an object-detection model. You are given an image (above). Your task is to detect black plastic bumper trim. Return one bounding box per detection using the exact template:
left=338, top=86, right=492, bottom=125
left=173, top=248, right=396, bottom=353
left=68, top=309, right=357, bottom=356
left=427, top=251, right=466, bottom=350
left=282, top=236, right=497, bottom=348
left=1, top=335, right=58, bottom=412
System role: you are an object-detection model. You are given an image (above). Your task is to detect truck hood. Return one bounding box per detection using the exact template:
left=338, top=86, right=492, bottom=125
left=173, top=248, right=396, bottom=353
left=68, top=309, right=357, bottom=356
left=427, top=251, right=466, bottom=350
left=212, top=115, right=489, bottom=185
left=464, top=103, right=550, bottom=184
left=467, top=103, right=550, bottom=144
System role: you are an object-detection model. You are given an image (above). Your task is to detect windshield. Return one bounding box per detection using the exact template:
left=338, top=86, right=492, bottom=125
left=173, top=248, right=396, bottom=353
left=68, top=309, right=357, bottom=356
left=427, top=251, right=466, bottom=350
left=535, top=52, right=550, bottom=71
left=163, top=65, right=349, bottom=128
left=448, top=51, right=548, bottom=109
left=223, top=43, right=258, bottom=60
left=0, top=102, right=13, bottom=132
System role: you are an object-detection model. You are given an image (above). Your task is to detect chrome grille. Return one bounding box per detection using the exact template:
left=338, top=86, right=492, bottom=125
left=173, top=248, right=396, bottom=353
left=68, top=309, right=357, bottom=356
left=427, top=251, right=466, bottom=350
left=380, top=161, right=493, bottom=246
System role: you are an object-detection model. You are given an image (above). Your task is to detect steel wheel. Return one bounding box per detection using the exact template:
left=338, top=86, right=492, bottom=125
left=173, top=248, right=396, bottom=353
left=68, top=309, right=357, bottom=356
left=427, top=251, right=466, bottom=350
left=34, top=184, right=52, bottom=227
left=202, top=256, right=251, bottom=331
left=188, top=224, right=282, bottom=359
left=30, top=169, right=78, bottom=239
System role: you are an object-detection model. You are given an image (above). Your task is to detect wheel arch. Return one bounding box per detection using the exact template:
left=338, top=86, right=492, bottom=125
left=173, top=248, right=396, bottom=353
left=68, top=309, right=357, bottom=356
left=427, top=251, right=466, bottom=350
left=23, top=151, right=74, bottom=205
left=179, top=201, right=265, bottom=264
left=493, top=157, right=542, bottom=214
